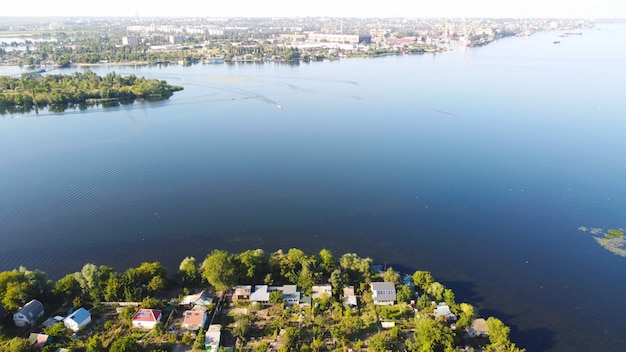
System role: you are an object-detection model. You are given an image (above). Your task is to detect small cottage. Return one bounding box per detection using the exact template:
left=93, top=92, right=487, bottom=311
left=64, top=307, right=91, bottom=332
left=28, top=333, right=51, bottom=348
left=132, top=309, right=162, bottom=329
left=371, top=282, right=396, bottom=306
left=13, top=299, right=44, bottom=327
left=466, top=318, right=488, bottom=338
left=182, top=308, right=207, bottom=331
left=233, top=285, right=252, bottom=301
left=311, top=285, right=333, bottom=299
left=343, top=286, right=358, bottom=307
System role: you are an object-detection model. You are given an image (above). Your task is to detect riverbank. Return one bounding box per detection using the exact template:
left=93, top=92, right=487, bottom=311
left=0, top=248, right=523, bottom=352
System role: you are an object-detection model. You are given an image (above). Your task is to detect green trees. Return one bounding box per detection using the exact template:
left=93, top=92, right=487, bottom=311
left=1, top=338, right=35, bottom=352
left=368, top=327, right=402, bottom=352
left=269, top=290, right=283, bottom=304
left=426, top=282, right=445, bottom=302
left=2, top=281, right=30, bottom=312
left=397, top=285, right=414, bottom=303
left=382, top=267, right=401, bottom=286
left=85, top=334, right=105, bottom=352
left=109, top=335, right=141, bottom=352
left=281, top=326, right=301, bottom=352
left=0, top=247, right=526, bottom=352
left=485, top=317, right=510, bottom=346
left=405, top=317, right=454, bottom=352
left=74, top=263, right=101, bottom=296
left=0, top=267, right=50, bottom=311
left=455, top=303, right=477, bottom=330
left=71, top=261, right=168, bottom=303
left=178, top=256, right=200, bottom=285
left=73, top=263, right=115, bottom=302
left=236, top=249, right=267, bottom=283
left=233, top=313, right=251, bottom=341
left=318, top=249, right=335, bottom=277
left=0, top=71, right=183, bottom=113
left=269, top=248, right=307, bottom=284
left=202, top=249, right=238, bottom=291
left=296, top=259, right=315, bottom=296
left=484, top=317, right=525, bottom=351
left=43, top=322, right=71, bottom=339
left=338, top=253, right=372, bottom=291
left=443, top=288, right=457, bottom=310
left=412, top=271, right=435, bottom=291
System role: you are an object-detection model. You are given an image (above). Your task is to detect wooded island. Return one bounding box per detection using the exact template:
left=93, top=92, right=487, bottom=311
left=0, top=70, right=183, bottom=114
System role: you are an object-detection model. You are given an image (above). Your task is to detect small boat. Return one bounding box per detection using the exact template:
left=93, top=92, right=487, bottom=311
left=553, top=40, right=560, bottom=44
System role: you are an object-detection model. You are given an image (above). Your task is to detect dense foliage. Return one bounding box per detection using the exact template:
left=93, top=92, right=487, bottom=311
left=0, top=248, right=524, bottom=352
left=0, top=70, right=183, bottom=113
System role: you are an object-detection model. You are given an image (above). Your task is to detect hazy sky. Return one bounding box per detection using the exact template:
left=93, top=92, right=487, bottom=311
left=2, top=0, right=625, bottom=18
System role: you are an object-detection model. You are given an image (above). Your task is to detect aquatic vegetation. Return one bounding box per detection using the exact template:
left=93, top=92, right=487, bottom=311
left=590, top=227, right=603, bottom=235
left=595, top=236, right=626, bottom=257
left=605, top=229, right=625, bottom=239
left=580, top=226, right=626, bottom=257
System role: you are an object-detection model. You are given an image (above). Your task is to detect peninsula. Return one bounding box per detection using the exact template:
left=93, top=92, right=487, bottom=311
left=0, top=248, right=524, bottom=352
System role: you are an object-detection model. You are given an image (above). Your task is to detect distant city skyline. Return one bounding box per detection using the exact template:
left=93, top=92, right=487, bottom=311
left=2, top=0, right=625, bottom=18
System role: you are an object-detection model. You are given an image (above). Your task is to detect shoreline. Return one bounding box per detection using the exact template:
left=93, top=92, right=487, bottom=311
left=70, top=61, right=152, bottom=67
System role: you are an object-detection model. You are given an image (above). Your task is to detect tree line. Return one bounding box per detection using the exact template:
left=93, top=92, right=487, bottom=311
left=0, top=248, right=524, bottom=352
left=0, top=70, right=183, bottom=114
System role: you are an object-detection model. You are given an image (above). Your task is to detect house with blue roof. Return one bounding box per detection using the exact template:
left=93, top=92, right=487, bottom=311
left=282, top=285, right=301, bottom=305
left=64, top=307, right=91, bottom=332
left=434, top=303, right=457, bottom=323
left=403, top=274, right=414, bottom=291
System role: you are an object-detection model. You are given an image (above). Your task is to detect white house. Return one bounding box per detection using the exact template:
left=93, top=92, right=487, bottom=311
left=370, top=282, right=396, bottom=306
left=64, top=307, right=91, bottom=332
left=311, top=285, right=333, bottom=299
left=250, top=285, right=270, bottom=304
left=233, top=285, right=252, bottom=301
left=342, top=286, right=358, bottom=307
left=282, top=285, right=301, bottom=306
left=179, top=290, right=213, bottom=306
left=13, top=299, right=44, bottom=327
left=205, top=324, right=221, bottom=351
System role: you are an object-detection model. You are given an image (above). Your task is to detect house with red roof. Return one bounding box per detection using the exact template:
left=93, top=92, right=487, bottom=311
left=131, top=309, right=162, bottom=329
left=182, top=308, right=208, bottom=331
left=28, top=333, right=51, bottom=348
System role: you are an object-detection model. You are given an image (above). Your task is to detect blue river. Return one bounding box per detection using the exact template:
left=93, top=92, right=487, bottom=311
left=1, top=23, right=626, bottom=351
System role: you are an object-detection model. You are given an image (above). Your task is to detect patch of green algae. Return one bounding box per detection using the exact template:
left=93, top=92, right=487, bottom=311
left=579, top=227, right=626, bottom=257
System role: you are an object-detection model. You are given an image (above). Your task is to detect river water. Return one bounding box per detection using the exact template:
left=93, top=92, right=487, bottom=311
left=1, top=24, right=626, bottom=351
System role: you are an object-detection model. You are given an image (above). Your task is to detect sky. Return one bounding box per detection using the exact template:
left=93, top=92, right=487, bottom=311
left=1, top=0, right=625, bottom=18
